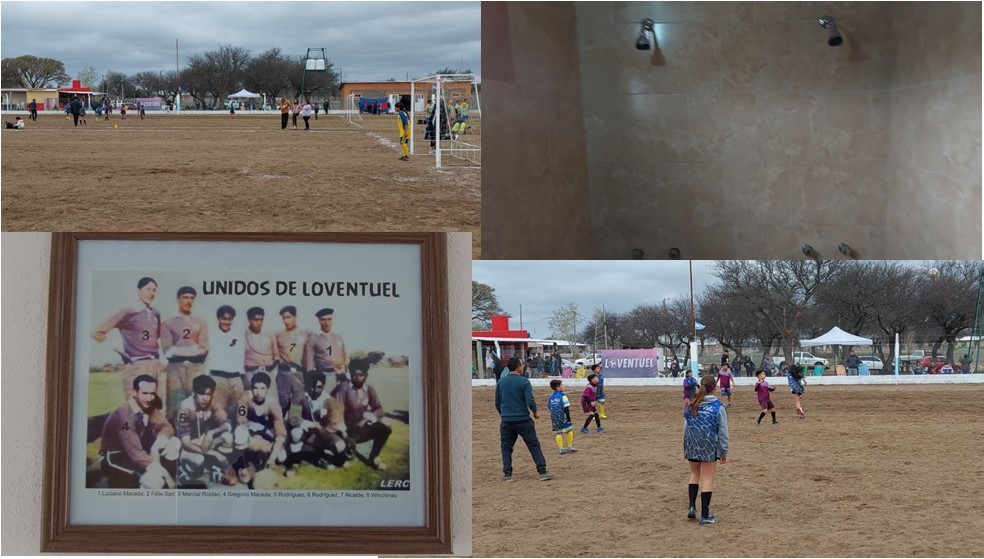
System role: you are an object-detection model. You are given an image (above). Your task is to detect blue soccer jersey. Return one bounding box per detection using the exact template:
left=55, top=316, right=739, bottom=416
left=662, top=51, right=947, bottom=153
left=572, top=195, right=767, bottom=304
left=548, top=391, right=573, bottom=434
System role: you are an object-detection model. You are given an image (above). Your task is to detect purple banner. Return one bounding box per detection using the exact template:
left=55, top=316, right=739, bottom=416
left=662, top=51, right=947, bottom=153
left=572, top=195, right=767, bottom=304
left=600, top=349, right=661, bottom=378
left=135, top=97, right=163, bottom=111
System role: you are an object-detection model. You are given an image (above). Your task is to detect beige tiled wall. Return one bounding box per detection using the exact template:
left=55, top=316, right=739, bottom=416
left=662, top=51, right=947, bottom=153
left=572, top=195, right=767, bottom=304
left=884, top=1, right=982, bottom=257
left=482, top=2, right=981, bottom=259
left=575, top=1, right=980, bottom=259
left=481, top=2, right=596, bottom=258
left=578, top=1, right=901, bottom=259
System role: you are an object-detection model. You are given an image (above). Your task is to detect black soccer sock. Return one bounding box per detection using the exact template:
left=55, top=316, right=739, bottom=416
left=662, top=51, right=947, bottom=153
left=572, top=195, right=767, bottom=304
left=594, top=413, right=602, bottom=428
left=583, top=416, right=593, bottom=429
left=701, top=491, right=712, bottom=518
left=757, top=412, right=766, bottom=423
left=688, top=483, right=699, bottom=508
left=771, top=411, right=777, bottom=422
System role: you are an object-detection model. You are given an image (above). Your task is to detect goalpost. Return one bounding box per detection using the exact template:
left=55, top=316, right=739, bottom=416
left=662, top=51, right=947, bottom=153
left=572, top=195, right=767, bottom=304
left=409, top=73, right=481, bottom=168
left=342, top=93, right=363, bottom=125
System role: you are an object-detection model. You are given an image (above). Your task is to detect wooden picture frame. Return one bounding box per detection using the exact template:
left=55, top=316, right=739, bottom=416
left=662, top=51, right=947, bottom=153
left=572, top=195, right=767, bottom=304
left=42, top=232, right=451, bottom=554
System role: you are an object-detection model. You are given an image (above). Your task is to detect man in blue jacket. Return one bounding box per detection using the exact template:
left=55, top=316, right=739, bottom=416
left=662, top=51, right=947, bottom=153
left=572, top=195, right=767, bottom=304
left=495, top=357, right=554, bottom=482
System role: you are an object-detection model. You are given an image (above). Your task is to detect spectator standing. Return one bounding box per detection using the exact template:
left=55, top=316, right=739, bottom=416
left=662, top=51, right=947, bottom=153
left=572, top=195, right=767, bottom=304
left=846, top=350, right=861, bottom=376
left=495, top=357, right=554, bottom=482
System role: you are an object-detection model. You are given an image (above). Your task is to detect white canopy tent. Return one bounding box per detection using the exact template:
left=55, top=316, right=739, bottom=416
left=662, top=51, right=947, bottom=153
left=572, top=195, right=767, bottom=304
left=228, top=88, right=263, bottom=109
left=801, top=326, right=874, bottom=373
left=228, top=88, right=261, bottom=99
left=800, top=326, right=873, bottom=347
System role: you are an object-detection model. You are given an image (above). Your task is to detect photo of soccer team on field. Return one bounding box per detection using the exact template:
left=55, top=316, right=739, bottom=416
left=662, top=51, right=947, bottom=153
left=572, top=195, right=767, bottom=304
left=84, top=272, right=412, bottom=492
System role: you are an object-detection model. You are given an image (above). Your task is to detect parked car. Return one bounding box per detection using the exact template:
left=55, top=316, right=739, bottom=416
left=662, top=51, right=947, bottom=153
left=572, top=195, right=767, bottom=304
left=792, top=351, right=829, bottom=368
left=899, top=350, right=927, bottom=363
left=574, top=354, right=602, bottom=367
left=857, top=355, right=884, bottom=371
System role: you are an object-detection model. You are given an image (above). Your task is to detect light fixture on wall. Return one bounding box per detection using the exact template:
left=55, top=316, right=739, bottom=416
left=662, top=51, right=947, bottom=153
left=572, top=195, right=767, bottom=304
left=668, top=247, right=681, bottom=259
left=838, top=243, right=858, bottom=258
left=636, top=18, right=655, bottom=50
left=819, top=16, right=843, bottom=46
left=801, top=244, right=820, bottom=259
left=632, top=248, right=645, bottom=259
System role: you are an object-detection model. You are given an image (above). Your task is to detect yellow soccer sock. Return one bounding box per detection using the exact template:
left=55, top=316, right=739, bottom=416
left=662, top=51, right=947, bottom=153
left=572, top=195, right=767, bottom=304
left=556, top=435, right=564, bottom=450
left=598, top=403, right=607, bottom=418
left=566, top=432, right=574, bottom=447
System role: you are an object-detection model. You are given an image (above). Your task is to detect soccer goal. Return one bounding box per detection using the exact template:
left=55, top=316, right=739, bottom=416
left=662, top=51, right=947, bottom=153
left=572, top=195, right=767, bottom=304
left=409, top=74, right=481, bottom=168
left=342, top=93, right=363, bottom=125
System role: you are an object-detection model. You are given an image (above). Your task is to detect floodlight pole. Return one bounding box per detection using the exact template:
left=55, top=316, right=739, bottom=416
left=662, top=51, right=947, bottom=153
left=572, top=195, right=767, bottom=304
left=973, top=268, right=984, bottom=373
left=435, top=77, right=443, bottom=169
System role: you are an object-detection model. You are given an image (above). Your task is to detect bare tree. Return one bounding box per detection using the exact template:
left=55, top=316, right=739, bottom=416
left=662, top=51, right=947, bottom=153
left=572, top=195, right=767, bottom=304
left=472, top=281, right=507, bottom=329
left=1, top=55, right=71, bottom=87
left=549, top=303, right=582, bottom=358
left=697, top=287, right=758, bottom=359
left=917, top=260, right=983, bottom=364
left=713, top=260, right=843, bottom=365
left=77, top=66, right=98, bottom=89
left=185, top=45, right=251, bottom=109
left=244, top=48, right=295, bottom=105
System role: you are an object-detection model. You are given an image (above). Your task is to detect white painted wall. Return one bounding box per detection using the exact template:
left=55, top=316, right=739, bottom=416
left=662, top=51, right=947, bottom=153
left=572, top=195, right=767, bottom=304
left=0, top=233, right=472, bottom=555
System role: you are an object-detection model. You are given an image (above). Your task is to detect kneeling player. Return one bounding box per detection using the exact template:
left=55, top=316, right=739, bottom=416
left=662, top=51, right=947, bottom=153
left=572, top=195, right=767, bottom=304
left=232, top=372, right=287, bottom=487
left=340, top=355, right=391, bottom=470
left=99, top=374, right=180, bottom=488
left=175, top=375, right=233, bottom=486
left=284, top=371, right=354, bottom=475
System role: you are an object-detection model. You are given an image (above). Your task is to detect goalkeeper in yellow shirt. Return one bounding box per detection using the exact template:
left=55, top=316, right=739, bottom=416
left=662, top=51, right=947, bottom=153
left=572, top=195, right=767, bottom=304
left=396, top=102, right=410, bottom=161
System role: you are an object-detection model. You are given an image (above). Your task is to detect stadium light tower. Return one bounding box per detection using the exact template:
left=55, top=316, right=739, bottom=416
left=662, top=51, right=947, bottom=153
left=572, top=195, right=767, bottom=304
left=973, top=267, right=984, bottom=372
left=300, top=48, right=332, bottom=104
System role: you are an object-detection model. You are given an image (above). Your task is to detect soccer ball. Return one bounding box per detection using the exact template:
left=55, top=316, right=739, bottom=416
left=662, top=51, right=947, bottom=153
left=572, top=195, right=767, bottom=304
left=114, top=124, right=119, bottom=129
left=928, top=267, right=940, bottom=279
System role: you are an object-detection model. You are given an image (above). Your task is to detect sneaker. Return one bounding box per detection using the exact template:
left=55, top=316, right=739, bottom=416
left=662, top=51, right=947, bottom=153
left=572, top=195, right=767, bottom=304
left=566, top=446, right=578, bottom=453
left=558, top=448, right=567, bottom=456
left=687, top=506, right=697, bottom=519
left=502, top=474, right=514, bottom=483
left=596, top=427, right=606, bottom=433
left=285, top=464, right=298, bottom=477
left=580, top=427, right=589, bottom=434
left=538, top=472, right=556, bottom=481
left=756, top=420, right=761, bottom=426
left=600, top=414, right=608, bottom=419
left=699, top=515, right=717, bottom=525
left=772, top=420, right=779, bottom=425
left=799, top=414, right=806, bottom=419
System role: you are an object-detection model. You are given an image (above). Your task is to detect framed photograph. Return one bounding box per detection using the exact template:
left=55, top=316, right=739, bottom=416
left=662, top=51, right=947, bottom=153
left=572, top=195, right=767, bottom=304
left=42, top=233, right=451, bottom=554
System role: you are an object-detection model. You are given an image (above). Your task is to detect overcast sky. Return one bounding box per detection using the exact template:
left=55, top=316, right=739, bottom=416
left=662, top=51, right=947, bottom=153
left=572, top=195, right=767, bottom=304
left=473, top=261, right=719, bottom=338
left=1, top=1, right=480, bottom=83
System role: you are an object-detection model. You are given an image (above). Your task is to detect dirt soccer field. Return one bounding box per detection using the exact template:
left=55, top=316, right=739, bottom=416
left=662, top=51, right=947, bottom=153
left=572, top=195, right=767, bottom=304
left=1, top=113, right=480, bottom=256
left=473, top=384, right=984, bottom=557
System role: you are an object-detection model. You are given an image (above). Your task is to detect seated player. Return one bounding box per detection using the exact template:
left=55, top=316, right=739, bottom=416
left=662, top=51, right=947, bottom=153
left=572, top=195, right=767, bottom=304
left=99, top=374, right=180, bottom=488
left=339, top=354, right=391, bottom=470
left=232, top=372, right=287, bottom=487
left=174, top=375, right=233, bottom=487
left=5, top=116, right=25, bottom=129
left=284, top=371, right=354, bottom=476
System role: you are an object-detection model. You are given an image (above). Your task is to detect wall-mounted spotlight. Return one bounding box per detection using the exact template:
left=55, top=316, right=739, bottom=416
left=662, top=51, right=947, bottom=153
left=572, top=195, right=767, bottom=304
left=801, top=244, right=819, bottom=259
left=668, top=247, right=681, bottom=260
left=636, top=18, right=655, bottom=50
left=838, top=243, right=858, bottom=259
left=632, top=248, right=645, bottom=260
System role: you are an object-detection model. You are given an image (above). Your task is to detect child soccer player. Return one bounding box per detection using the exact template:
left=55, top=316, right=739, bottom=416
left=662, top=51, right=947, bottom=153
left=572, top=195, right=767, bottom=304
left=754, top=369, right=778, bottom=425
left=787, top=364, right=807, bottom=419
left=592, top=364, right=608, bottom=419
left=684, top=373, right=729, bottom=525
left=580, top=374, right=605, bottom=434
left=396, top=102, right=410, bottom=161
left=683, top=370, right=698, bottom=412
left=547, top=379, right=577, bottom=455
left=717, top=362, right=734, bottom=407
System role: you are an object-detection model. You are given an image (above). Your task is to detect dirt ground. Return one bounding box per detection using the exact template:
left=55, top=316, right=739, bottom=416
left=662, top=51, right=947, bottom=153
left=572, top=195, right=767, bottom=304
left=1, top=113, right=480, bottom=257
left=473, top=385, right=984, bottom=557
